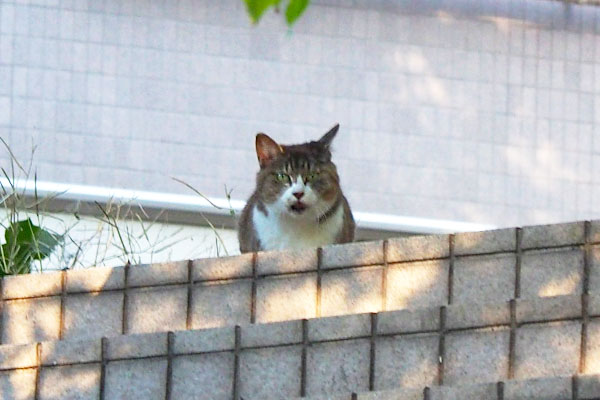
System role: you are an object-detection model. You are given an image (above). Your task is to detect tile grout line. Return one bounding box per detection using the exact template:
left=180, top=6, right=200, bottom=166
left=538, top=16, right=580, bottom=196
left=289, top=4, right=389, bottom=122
left=121, top=262, right=130, bottom=335
left=99, top=337, right=107, bottom=400
left=423, top=386, right=430, bottom=400
left=368, top=312, right=377, bottom=391
left=381, top=240, right=388, bottom=312
left=437, top=306, right=446, bottom=386
left=316, top=247, right=323, bottom=318
left=497, top=381, right=504, bottom=400
left=165, top=331, right=174, bottom=400
left=58, top=270, right=67, bottom=340
left=185, top=260, right=193, bottom=330
left=515, top=228, right=523, bottom=299
left=579, top=221, right=591, bottom=374
left=300, top=319, right=308, bottom=398
left=250, top=253, right=257, bottom=324
left=34, top=342, right=41, bottom=400
left=448, top=235, right=455, bottom=305
left=232, top=325, right=241, bottom=400
left=508, top=299, right=517, bottom=380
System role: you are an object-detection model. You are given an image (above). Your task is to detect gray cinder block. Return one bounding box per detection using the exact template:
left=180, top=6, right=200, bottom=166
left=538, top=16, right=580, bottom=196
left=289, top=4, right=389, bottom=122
left=191, top=280, right=252, bottom=329
left=106, top=332, right=167, bottom=360
left=257, top=248, right=317, bottom=275
left=446, top=301, right=510, bottom=330
left=358, top=387, right=423, bottom=400
left=38, top=364, right=101, bottom=400
left=239, top=345, right=302, bottom=399
left=321, top=240, right=384, bottom=269
left=0, top=343, right=37, bottom=369
left=520, top=249, right=583, bottom=299
left=66, top=266, right=125, bottom=292
left=173, top=326, right=235, bottom=354
left=503, top=375, right=571, bottom=400
left=578, top=373, right=600, bottom=398
left=387, top=234, right=449, bottom=263
left=2, top=297, right=61, bottom=345
left=452, top=254, right=516, bottom=304
left=521, top=221, right=585, bottom=249
left=2, top=271, right=62, bottom=299
left=454, top=228, right=516, bottom=256
left=256, top=274, right=317, bottom=323
left=444, top=328, right=510, bottom=385
left=41, top=338, right=101, bottom=365
left=126, top=286, right=187, bottom=334
left=309, top=313, right=371, bottom=342
left=242, top=320, right=302, bottom=348
left=62, top=292, right=124, bottom=341
left=0, top=369, right=36, bottom=400
left=307, top=339, right=370, bottom=396
left=374, top=333, right=438, bottom=391
left=321, top=268, right=383, bottom=317
left=516, top=294, right=581, bottom=324
left=128, top=260, right=188, bottom=287
left=171, top=353, right=234, bottom=400
left=377, top=307, right=440, bottom=335
left=386, top=260, right=449, bottom=310
left=514, top=321, right=580, bottom=380
left=105, top=359, right=168, bottom=400
left=192, top=253, right=253, bottom=281
left=585, top=319, right=600, bottom=375
left=429, top=382, right=497, bottom=400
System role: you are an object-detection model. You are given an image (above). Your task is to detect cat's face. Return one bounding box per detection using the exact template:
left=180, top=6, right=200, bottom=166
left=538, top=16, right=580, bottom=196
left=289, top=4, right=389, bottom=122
left=254, top=124, right=341, bottom=219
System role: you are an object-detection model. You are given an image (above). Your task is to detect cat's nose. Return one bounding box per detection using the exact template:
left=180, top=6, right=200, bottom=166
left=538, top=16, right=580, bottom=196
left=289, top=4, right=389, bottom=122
left=293, top=191, right=304, bottom=200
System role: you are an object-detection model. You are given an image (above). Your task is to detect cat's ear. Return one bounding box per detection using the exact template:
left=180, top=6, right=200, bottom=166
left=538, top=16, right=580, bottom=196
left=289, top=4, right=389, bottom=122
left=256, top=133, right=283, bottom=168
left=318, top=123, right=340, bottom=149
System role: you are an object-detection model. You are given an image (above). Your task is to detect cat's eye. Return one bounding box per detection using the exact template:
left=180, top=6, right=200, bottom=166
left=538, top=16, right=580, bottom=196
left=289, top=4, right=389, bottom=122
left=305, top=172, right=319, bottom=182
left=275, top=172, right=290, bottom=183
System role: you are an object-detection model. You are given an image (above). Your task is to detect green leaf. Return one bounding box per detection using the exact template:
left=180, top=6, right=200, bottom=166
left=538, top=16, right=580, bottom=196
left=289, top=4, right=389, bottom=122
left=244, top=0, right=281, bottom=24
left=285, top=0, right=309, bottom=25
left=1, top=219, right=61, bottom=276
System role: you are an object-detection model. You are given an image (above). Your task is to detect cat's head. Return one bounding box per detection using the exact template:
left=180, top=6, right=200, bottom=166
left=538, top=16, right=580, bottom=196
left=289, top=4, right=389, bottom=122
left=253, top=124, right=342, bottom=219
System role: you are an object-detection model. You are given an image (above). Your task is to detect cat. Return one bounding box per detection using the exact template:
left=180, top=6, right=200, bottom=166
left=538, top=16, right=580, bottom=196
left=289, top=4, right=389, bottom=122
left=238, top=124, right=355, bottom=253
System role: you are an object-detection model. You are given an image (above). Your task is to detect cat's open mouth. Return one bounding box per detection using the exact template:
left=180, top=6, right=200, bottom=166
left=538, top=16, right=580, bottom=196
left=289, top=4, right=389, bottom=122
left=290, top=202, right=308, bottom=213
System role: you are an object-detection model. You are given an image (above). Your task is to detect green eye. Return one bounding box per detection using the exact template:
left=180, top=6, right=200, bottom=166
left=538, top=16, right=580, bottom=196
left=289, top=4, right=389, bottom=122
left=275, top=172, right=289, bottom=183
left=306, top=172, right=319, bottom=182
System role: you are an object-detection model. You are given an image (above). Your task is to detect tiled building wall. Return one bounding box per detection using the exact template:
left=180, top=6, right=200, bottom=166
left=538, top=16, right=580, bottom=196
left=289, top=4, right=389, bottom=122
left=0, top=0, right=599, bottom=227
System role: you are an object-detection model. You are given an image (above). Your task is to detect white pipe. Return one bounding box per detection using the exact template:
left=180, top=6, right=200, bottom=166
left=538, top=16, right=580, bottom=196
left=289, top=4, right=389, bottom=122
left=1, top=178, right=496, bottom=234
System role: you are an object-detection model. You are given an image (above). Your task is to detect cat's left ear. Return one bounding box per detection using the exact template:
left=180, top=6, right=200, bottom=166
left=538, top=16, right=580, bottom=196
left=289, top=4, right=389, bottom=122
left=318, top=123, right=340, bottom=149
left=256, top=133, right=284, bottom=168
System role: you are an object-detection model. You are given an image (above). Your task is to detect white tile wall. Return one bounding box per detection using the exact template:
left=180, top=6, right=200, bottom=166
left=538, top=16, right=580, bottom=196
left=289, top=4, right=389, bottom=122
left=0, top=0, right=599, bottom=228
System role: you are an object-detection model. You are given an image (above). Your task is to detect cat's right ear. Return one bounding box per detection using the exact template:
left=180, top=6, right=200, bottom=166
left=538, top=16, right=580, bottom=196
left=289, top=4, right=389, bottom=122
left=256, top=133, right=283, bottom=168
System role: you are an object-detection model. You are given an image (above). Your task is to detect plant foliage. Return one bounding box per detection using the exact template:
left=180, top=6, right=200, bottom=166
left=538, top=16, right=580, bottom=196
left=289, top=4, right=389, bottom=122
left=244, top=0, right=310, bottom=26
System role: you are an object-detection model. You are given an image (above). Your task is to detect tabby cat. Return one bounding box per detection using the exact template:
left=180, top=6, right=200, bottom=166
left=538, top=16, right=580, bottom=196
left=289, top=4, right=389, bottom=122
left=238, top=124, right=355, bottom=253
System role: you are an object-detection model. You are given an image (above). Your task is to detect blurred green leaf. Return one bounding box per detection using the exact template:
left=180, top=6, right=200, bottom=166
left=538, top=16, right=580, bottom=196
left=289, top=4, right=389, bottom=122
left=1, top=218, right=62, bottom=276
left=285, top=0, right=309, bottom=25
left=244, top=0, right=281, bottom=24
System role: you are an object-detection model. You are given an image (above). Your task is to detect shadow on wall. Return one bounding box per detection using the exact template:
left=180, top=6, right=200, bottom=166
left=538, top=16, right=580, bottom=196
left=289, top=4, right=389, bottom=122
left=1, top=227, right=597, bottom=397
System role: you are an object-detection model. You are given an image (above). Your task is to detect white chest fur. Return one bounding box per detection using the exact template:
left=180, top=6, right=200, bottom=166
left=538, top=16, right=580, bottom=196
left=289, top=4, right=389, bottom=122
left=252, top=203, right=344, bottom=251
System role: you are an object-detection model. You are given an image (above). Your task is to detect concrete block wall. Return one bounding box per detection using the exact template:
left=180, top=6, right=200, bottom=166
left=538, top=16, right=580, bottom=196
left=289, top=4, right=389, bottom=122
left=1, top=220, right=599, bottom=346
left=0, top=292, right=600, bottom=398
left=2, top=0, right=600, bottom=227
left=0, top=220, right=600, bottom=398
